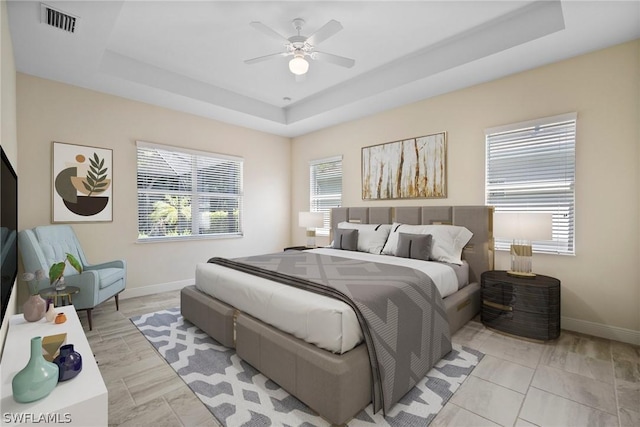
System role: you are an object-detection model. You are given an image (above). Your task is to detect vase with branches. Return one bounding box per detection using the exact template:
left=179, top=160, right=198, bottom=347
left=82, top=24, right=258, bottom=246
left=21, top=269, right=47, bottom=322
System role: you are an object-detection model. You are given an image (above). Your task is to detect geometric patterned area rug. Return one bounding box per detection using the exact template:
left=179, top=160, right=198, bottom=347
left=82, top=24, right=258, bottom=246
left=131, top=308, right=484, bottom=427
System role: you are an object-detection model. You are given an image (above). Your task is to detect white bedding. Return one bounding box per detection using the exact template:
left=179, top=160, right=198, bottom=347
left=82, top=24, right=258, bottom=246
left=195, top=248, right=462, bottom=354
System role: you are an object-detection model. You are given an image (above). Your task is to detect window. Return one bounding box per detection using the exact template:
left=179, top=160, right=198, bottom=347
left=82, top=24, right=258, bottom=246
left=485, top=113, right=576, bottom=255
left=309, top=156, right=342, bottom=236
left=137, top=141, right=243, bottom=241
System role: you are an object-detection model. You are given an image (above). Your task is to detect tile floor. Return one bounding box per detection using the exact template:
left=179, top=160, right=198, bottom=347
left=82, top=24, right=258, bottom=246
left=82, top=291, right=639, bottom=427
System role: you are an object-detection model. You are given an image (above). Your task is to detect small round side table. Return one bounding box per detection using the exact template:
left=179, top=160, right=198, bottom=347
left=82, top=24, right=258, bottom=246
left=39, top=286, right=80, bottom=307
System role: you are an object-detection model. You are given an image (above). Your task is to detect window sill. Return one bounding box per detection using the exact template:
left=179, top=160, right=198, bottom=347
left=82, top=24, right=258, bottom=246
left=136, top=233, right=243, bottom=243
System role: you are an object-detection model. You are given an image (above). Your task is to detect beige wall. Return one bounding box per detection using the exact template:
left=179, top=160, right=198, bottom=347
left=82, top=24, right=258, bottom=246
left=9, top=38, right=640, bottom=343
left=291, top=40, right=640, bottom=339
left=17, top=74, right=291, bottom=299
left=0, top=0, right=18, bottom=356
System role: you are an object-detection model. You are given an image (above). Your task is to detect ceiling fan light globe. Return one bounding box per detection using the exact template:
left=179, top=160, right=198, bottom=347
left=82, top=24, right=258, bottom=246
left=289, top=56, right=309, bottom=75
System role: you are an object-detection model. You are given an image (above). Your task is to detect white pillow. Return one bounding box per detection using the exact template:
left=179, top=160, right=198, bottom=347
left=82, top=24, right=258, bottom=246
left=381, top=223, right=404, bottom=256
left=337, top=222, right=391, bottom=254
left=382, top=223, right=473, bottom=265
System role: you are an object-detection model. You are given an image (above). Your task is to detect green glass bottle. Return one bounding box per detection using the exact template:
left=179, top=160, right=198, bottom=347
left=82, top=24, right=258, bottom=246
left=12, top=336, right=59, bottom=403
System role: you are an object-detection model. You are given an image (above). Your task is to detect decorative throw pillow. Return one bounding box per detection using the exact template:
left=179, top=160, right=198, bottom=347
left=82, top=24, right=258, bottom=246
left=396, top=233, right=432, bottom=261
left=332, top=229, right=358, bottom=251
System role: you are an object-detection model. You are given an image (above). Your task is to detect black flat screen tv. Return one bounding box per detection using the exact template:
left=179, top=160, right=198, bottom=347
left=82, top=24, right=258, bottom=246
left=1, top=146, right=18, bottom=324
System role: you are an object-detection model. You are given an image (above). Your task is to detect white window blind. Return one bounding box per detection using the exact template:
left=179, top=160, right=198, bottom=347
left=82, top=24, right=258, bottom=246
left=137, top=141, right=243, bottom=241
left=310, top=156, right=342, bottom=236
left=485, top=113, right=576, bottom=255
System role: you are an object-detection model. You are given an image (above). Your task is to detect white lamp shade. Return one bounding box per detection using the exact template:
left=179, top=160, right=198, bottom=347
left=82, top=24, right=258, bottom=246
left=494, top=212, right=553, bottom=241
left=289, top=56, right=309, bottom=75
left=299, top=211, right=324, bottom=228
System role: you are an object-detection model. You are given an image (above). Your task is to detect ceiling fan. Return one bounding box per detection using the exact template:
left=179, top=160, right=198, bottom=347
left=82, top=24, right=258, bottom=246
left=244, top=18, right=355, bottom=76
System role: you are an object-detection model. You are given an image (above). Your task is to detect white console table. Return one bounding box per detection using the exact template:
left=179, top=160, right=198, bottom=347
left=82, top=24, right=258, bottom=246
left=0, top=306, right=108, bottom=426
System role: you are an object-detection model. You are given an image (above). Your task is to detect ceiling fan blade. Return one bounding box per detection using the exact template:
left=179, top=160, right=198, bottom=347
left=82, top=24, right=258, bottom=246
left=244, top=52, right=291, bottom=65
left=250, top=21, right=290, bottom=43
left=312, top=51, right=355, bottom=68
left=306, top=19, right=343, bottom=46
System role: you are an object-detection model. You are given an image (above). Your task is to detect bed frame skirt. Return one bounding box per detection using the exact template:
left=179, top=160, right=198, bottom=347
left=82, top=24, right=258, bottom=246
left=180, top=282, right=480, bottom=425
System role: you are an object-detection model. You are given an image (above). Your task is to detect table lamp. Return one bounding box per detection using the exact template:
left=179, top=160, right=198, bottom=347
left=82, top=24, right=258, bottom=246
left=493, top=212, right=552, bottom=277
left=298, top=211, right=324, bottom=248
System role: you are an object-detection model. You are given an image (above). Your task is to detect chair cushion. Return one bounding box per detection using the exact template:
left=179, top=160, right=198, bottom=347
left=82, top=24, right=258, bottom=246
left=96, top=268, right=125, bottom=289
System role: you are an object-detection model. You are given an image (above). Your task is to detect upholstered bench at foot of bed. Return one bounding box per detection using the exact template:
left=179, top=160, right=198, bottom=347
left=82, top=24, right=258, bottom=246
left=181, top=285, right=235, bottom=348
left=236, top=312, right=372, bottom=426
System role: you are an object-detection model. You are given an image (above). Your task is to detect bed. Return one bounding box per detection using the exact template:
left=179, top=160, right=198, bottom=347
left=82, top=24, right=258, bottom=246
left=181, top=205, right=493, bottom=425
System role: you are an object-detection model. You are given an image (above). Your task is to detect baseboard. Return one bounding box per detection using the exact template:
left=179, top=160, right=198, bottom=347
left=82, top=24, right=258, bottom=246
left=119, top=279, right=195, bottom=300
left=562, top=316, right=640, bottom=345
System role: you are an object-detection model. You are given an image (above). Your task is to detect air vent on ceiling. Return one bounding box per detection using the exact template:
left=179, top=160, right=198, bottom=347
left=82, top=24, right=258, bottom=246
left=40, top=3, right=78, bottom=33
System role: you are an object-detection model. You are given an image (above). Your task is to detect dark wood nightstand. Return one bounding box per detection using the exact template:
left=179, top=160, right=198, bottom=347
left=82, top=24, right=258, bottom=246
left=481, top=270, right=561, bottom=341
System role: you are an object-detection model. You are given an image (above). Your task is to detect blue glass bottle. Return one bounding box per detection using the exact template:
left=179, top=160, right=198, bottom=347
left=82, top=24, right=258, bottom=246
left=12, top=336, right=59, bottom=402
left=53, top=344, right=82, bottom=381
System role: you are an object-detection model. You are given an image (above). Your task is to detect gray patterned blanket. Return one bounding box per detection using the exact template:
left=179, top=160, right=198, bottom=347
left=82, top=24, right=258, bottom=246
left=208, top=251, right=452, bottom=414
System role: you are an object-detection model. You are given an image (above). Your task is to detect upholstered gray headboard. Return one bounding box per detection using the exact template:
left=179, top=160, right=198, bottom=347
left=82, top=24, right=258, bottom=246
left=330, top=206, right=494, bottom=284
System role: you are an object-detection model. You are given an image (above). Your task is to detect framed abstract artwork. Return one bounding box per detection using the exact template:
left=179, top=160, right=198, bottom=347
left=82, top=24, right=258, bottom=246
left=52, top=141, right=113, bottom=222
left=362, top=132, right=447, bottom=200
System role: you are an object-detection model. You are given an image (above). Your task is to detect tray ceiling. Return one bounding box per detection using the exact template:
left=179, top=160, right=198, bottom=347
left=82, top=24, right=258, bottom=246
left=7, top=1, right=640, bottom=137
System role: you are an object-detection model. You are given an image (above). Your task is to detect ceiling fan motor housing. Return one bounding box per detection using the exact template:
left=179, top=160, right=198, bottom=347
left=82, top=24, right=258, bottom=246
left=288, top=36, right=309, bottom=49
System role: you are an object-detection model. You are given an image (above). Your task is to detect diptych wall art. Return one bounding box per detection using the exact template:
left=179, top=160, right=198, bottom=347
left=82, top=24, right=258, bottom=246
left=362, top=132, right=447, bottom=200
left=52, top=141, right=113, bottom=222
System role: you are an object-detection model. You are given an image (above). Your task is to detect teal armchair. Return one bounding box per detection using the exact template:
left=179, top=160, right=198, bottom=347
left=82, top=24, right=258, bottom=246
left=18, top=225, right=126, bottom=330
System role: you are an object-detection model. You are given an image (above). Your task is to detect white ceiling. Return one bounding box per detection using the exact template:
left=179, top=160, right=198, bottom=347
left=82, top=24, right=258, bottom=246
left=7, top=1, right=640, bottom=137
